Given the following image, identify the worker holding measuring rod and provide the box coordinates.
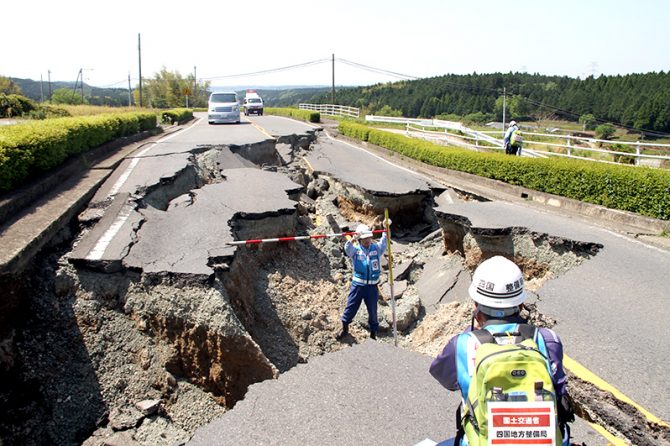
[336,216,392,341]
[226,211,397,344]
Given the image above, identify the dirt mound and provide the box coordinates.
[408,301,472,357]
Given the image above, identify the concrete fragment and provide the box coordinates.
[392,260,414,281]
[380,280,408,300]
[101,431,142,446]
[109,406,143,431]
[135,399,161,416]
[394,293,422,332]
[165,372,177,389]
[416,253,465,314]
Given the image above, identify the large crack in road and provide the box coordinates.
[0,127,666,445]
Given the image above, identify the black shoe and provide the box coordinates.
[335,323,349,341]
[370,331,377,340]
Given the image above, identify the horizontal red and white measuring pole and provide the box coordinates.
[226,229,387,246]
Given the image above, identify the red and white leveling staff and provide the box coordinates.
[226,210,399,346]
[225,229,387,246]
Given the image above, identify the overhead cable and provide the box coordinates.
[199,58,330,80]
[336,58,419,81]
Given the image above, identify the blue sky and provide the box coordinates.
[3,0,669,88]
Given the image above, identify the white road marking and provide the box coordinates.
[85,203,134,260]
[87,119,200,260]
[107,118,200,197]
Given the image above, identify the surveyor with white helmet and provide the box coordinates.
[336,222,388,340]
[503,120,522,155]
[429,256,574,445]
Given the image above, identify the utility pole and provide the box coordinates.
[72,69,82,102]
[80,69,84,102]
[81,68,93,102]
[40,74,44,103]
[331,53,335,105]
[127,72,132,106]
[193,65,197,107]
[138,33,143,107]
[48,70,52,101]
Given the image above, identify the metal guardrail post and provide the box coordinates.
[567,138,571,158]
[635,141,640,166]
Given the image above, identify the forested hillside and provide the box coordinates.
[316,72,670,134]
[10,77,131,106]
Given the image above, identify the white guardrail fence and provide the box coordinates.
[365,115,670,168]
[299,103,360,118]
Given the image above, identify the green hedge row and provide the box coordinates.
[0,112,157,192]
[161,108,194,125]
[265,107,320,123]
[339,121,670,220]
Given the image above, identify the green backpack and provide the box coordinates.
[461,325,563,446]
[510,129,524,146]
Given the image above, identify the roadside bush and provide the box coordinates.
[265,107,320,123]
[375,105,403,117]
[579,114,597,131]
[609,143,636,165]
[161,108,194,125]
[0,94,36,118]
[463,112,494,125]
[339,121,670,220]
[435,113,462,122]
[28,104,72,120]
[0,112,157,192]
[595,123,616,140]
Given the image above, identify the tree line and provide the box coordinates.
[4,70,211,109]
[314,72,670,135]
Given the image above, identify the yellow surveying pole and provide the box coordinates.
[384,208,397,347]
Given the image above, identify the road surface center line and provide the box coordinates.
[564,354,668,427]
[245,117,276,140]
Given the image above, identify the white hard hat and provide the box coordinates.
[509,120,517,127]
[468,256,526,310]
[356,224,373,239]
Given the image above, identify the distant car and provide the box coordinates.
[208,92,240,124]
[244,93,263,116]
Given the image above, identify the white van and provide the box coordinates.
[208,92,240,124]
[243,90,264,116]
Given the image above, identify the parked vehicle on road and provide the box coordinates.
[208,92,240,124]
[243,90,264,116]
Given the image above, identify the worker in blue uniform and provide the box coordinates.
[336,223,387,340]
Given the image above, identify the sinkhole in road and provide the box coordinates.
[4,131,661,445]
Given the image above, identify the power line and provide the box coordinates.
[336,58,419,81]
[95,78,134,88]
[199,58,330,81]
[77,55,669,136]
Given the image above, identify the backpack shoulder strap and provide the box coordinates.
[517,324,537,342]
[470,329,495,345]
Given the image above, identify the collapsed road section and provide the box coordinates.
[0,116,666,445]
